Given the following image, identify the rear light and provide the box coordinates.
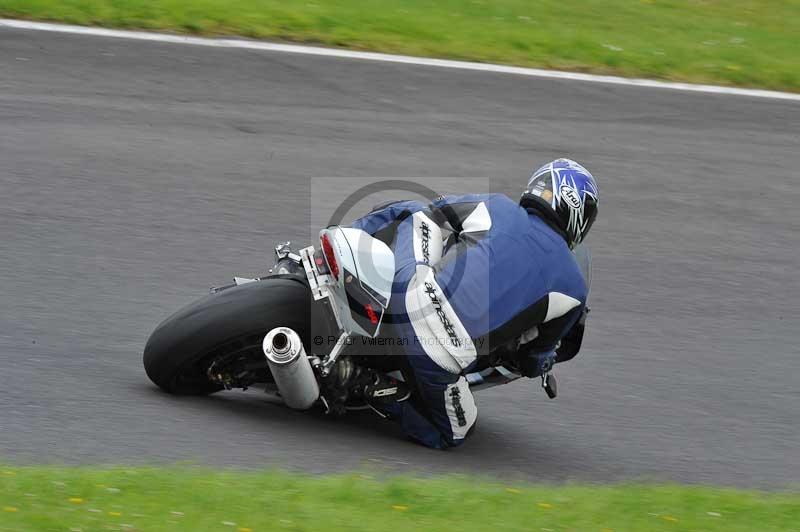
[364,303,379,325]
[320,233,339,280]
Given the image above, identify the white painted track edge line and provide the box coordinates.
[2,18,798,102]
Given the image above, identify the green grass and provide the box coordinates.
[1,467,799,531]
[1,1,799,91]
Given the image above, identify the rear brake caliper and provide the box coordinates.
[271,241,303,275]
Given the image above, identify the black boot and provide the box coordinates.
[362,371,410,407]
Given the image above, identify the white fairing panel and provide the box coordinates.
[319,227,396,338]
[327,227,395,307]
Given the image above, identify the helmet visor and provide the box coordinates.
[525,169,556,209]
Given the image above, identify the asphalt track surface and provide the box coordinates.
[1,28,798,488]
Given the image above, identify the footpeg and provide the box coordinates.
[542,373,557,399]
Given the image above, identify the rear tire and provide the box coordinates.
[143,277,312,395]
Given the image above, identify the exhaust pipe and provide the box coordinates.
[262,327,320,410]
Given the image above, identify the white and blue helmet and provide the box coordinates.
[524,158,599,248]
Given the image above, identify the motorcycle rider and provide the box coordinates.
[349,159,599,449]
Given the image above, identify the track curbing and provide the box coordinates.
[1,18,799,102]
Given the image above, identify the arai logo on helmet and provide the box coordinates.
[559,185,582,209]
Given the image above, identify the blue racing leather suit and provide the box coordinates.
[351,193,588,449]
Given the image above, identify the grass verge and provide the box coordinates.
[1,1,799,91]
[1,467,799,531]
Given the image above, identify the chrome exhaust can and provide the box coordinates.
[262,327,320,410]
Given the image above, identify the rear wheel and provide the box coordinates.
[143,277,312,395]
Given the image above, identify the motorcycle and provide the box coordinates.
[143,226,591,414]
